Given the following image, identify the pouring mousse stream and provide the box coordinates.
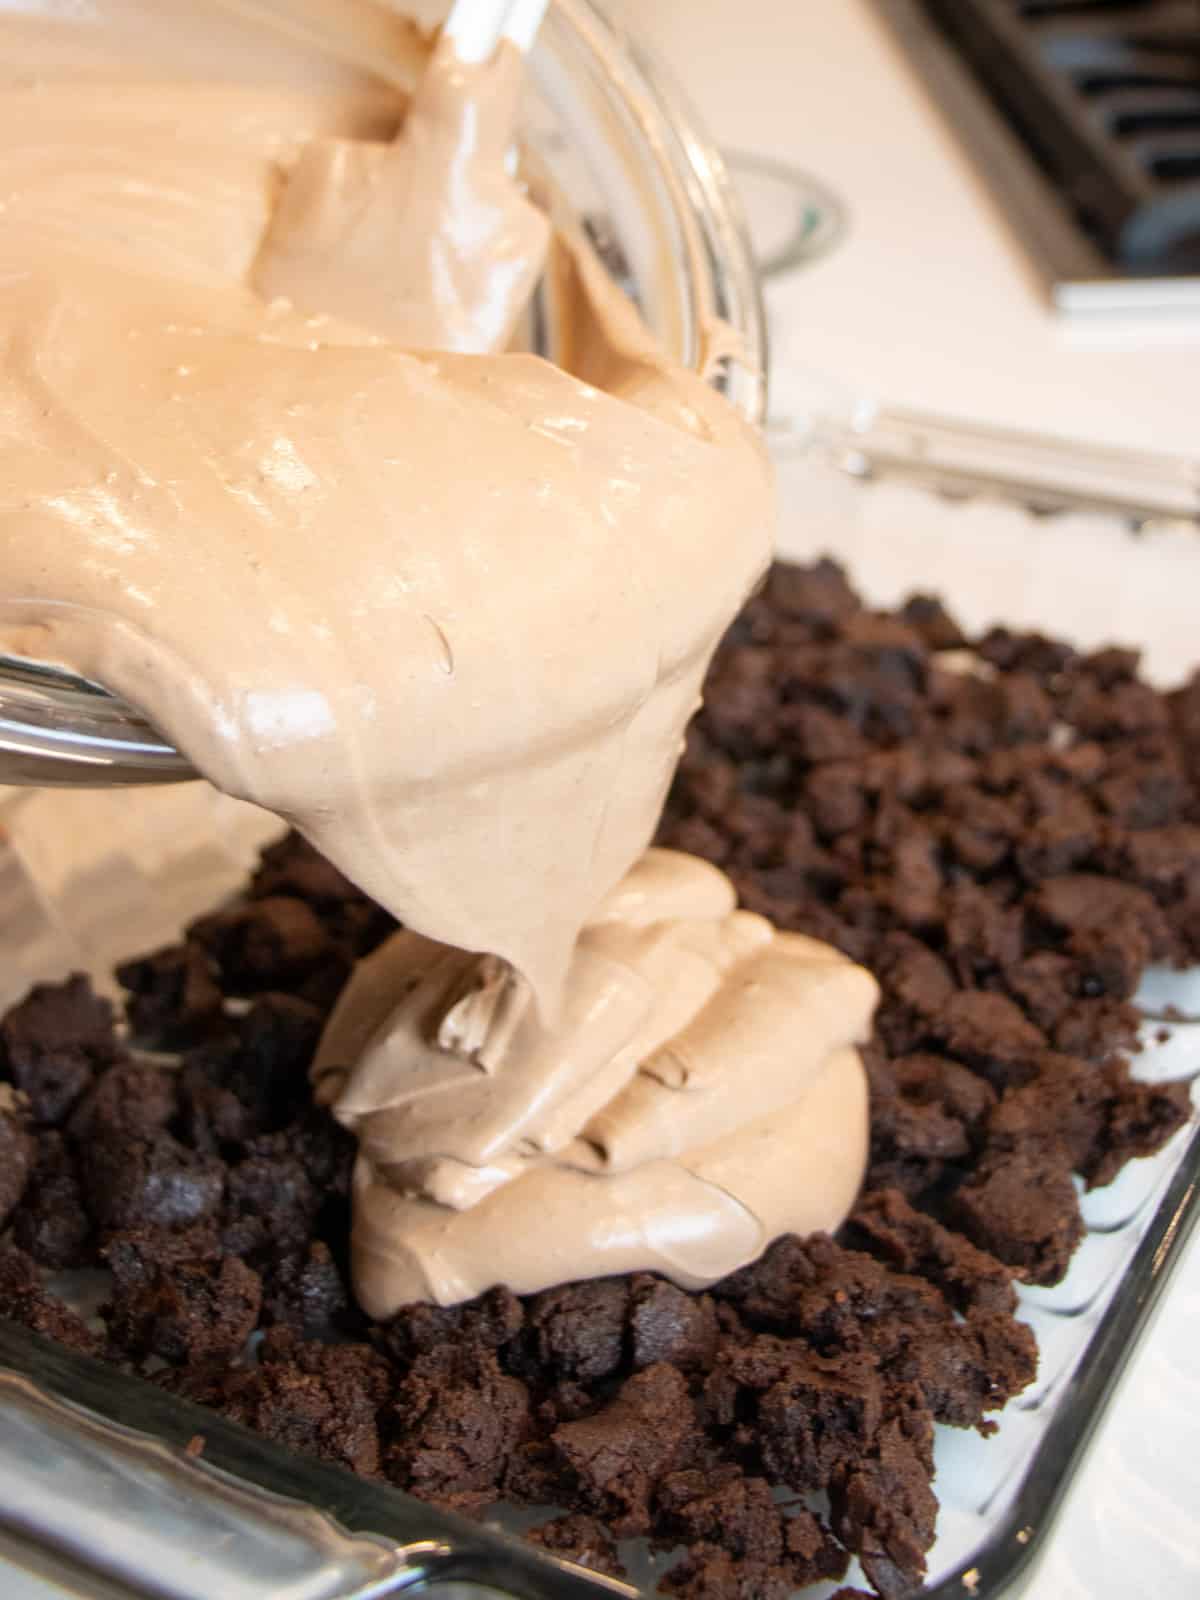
[0,0,875,1308]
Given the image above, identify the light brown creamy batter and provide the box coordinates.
[0,0,875,1307]
[316,849,876,1315]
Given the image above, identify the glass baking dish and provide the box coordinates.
[0,5,1198,1600]
[1,700,1196,1600]
[3,487,1198,1600]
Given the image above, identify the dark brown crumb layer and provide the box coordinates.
[0,562,1193,1600]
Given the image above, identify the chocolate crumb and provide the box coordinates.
[526,1513,626,1579]
[12,1131,93,1270]
[0,974,119,1126]
[107,1246,262,1368]
[68,1061,178,1145]
[0,1244,99,1356]
[553,1364,698,1537]
[172,1330,393,1480]
[630,1276,719,1372]
[830,1418,938,1597]
[82,1130,225,1234]
[190,897,345,998]
[0,1088,34,1228]
[118,942,225,1047]
[523,1278,631,1385]
[386,1344,531,1509]
[948,1154,1083,1287]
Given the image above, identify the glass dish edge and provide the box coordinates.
[0,1109,1194,1600]
[924,1110,1200,1600]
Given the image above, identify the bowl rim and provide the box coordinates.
[555,0,768,426]
[0,0,770,784]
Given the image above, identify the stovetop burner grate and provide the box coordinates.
[925,0,1200,271]
[873,0,1200,311]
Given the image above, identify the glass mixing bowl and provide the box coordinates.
[0,0,766,786]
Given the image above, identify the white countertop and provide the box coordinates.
[641,0,1200,458]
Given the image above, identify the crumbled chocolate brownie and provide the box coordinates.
[767,557,861,633]
[1005,951,1079,1032]
[379,1285,524,1369]
[1067,679,1170,742]
[229,995,324,1119]
[465,1284,527,1349]
[526,1513,626,1579]
[189,897,343,996]
[863,1050,976,1200]
[68,1060,178,1144]
[982,1052,1109,1174]
[191,1330,393,1479]
[0,974,119,1125]
[251,831,362,905]
[1119,824,1200,900]
[784,1510,853,1587]
[948,1153,1083,1286]
[0,1085,34,1227]
[523,1278,630,1385]
[0,1244,99,1356]
[943,881,1024,983]
[1015,793,1101,883]
[11,1130,93,1270]
[260,1240,350,1336]
[751,1347,886,1492]
[714,1235,945,1360]
[1051,995,1140,1063]
[1083,645,1141,687]
[932,992,1046,1090]
[386,1344,531,1508]
[900,594,966,652]
[269,1107,358,1198]
[630,1277,719,1373]
[104,1227,260,1367]
[378,1299,474,1365]
[659,1545,801,1600]
[661,1536,842,1600]
[248,832,397,958]
[781,702,870,765]
[1083,1066,1192,1189]
[878,822,943,931]
[875,934,955,1030]
[552,1364,698,1537]
[830,1418,939,1598]
[657,1466,782,1562]
[658,1501,846,1600]
[846,1189,1016,1319]
[177,1051,258,1154]
[891,1311,1038,1433]
[103,1222,218,1296]
[893,1053,996,1134]
[1032,875,1173,964]
[117,941,225,1047]
[220,1144,318,1261]
[4,562,1197,1600]
[805,764,869,837]
[81,1130,225,1233]
[179,995,324,1155]
[1097,758,1187,832]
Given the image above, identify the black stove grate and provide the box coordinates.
[920,0,1200,274]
